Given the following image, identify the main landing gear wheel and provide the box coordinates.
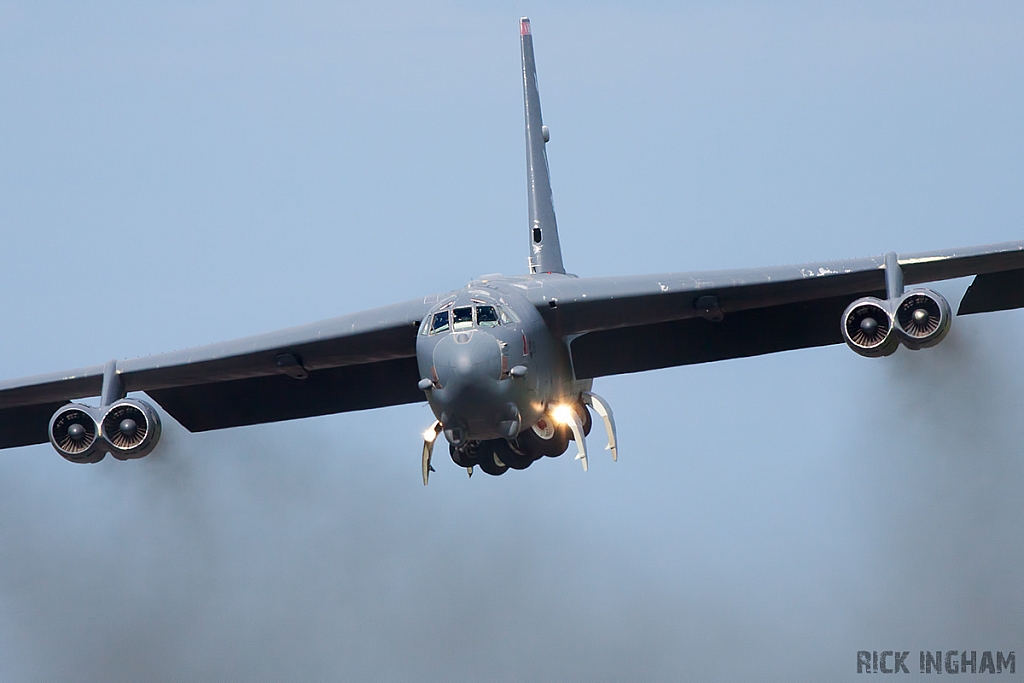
[514,415,569,457]
[475,442,510,476]
[492,438,534,470]
[449,442,478,468]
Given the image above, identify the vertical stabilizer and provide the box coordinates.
[521,17,565,275]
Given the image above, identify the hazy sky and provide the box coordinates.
[2,2,1023,681]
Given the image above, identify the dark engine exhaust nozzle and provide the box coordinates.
[894,289,951,350]
[101,399,162,460]
[841,297,898,358]
[49,404,104,464]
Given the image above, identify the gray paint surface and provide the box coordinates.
[521,18,565,275]
[1,5,1024,681]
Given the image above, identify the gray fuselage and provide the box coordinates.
[416,277,590,446]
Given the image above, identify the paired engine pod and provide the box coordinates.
[48,399,163,463]
[48,404,104,464]
[101,399,162,460]
[894,289,951,350]
[841,297,898,358]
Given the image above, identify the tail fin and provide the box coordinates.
[520,17,565,275]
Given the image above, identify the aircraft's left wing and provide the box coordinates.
[516,240,1024,379]
[0,297,437,448]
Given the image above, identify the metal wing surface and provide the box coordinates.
[0,298,434,448]
[518,241,1024,379]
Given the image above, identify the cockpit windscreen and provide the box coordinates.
[429,311,450,334]
[452,307,474,331]
[476,305,499,327]
[426,304,509,335]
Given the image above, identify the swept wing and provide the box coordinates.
[510,241,1024,378]
[0,298,434,448]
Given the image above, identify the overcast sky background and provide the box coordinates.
[2,2,1023,680]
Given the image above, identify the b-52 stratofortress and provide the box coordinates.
[2,18,1023,483]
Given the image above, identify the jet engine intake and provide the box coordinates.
[841,297,898,357]
[49,404,104,464]
[48,398,163,463]
[101,399,162,460]
[894,289,951,350]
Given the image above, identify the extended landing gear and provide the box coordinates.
[449,441,476,468]
[491,439,533,470]
[476,444,510,476]
[421,392,618,483]
[511,415,568,459]
[449,440,516,476]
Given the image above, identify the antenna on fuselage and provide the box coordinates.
[521,17,565,275]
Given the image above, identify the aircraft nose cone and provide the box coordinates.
[433,331,502,386]
[431,331,505,439]
[453,345,475,374]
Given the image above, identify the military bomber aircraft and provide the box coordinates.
[2,18,1023,483]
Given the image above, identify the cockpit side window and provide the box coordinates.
[498,305,519,324]
[452,306,474,331]
[429,311,450,334]
[476,305,499,327]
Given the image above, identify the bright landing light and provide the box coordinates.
[422,426,439,443]
[551,404,575,425]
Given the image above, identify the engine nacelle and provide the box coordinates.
[48,399,162,463]
[48,404,105,464]
[893,288,952,350]
[841,297,898,358]
[101,399,162,460]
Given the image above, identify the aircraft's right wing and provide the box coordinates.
[514,240,1024,379]
[0,297,440,449]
